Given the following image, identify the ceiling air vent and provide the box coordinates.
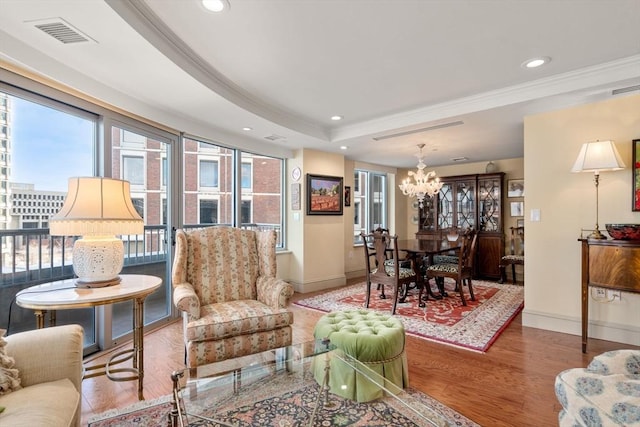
[264,134,286,141]
[372,120,464,141]
[31,18,96,44]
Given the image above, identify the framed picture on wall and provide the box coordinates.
[633,139,640,211]
[507,179,525,197]
[306,174,344,215]
[517,218,524,228]
[344,186,351,207]
[510,201,524,217]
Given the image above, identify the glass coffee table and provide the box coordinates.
[168,339,449,427]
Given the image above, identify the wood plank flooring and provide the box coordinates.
[81,280,639,426]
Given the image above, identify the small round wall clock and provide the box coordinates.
[291,167,301,182]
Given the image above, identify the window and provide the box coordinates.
[130,197,144,219]
[241,200,251,225]
[200,199,218,224]
[161,157,167,187]
[241,162,251,189]
[353,169,388,243]
[123,155,144,185]
[200,160,218,188]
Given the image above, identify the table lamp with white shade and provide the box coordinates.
[49,177,144,287]
[571,140,625,240]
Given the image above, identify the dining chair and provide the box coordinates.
[424,228,478,306]
[498,226,524,284]
[432,227,460,265]
[361,230,417,314]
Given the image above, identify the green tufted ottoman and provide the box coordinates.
[311,309,409,402]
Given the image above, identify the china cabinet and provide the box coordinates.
[416,172,505,279]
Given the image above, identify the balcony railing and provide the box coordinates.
[0,223,281,288]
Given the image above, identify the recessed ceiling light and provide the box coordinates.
[202,0,229,13]
[522,56,551,69]
[331,115,343,121]
[242,126,253,131]
[340,146,348,150]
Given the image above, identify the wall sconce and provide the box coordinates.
[49,177,144,287]
[571,140,625,239]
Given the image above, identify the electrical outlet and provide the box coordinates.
[608,290,621,300]
[594,287,607,298]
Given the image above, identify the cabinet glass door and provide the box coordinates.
[437,183,454,229]
[478,176,501,231]
[456,180,475,229]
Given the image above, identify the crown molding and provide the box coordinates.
[331,55,640,142]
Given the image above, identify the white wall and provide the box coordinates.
[522,93,640,346]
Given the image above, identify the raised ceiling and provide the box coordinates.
[0,0,639,168]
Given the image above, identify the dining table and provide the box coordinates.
[395,238,461,307]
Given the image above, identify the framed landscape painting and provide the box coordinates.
[306,174,343,215]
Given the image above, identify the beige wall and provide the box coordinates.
[286,148,347,293]
[522,93,640,346]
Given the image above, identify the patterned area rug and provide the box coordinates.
[294,278,524,352]
[89,370,479,427]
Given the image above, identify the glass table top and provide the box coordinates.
[169,339,449,427]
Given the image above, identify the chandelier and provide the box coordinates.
[398,144,443,208]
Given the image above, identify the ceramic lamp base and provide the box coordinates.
[72,236,124,284]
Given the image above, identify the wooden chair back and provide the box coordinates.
[361,230,416,314]
[509,226,525,256]
[425,227,477,306]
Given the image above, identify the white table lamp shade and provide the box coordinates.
[49,177,144,286]
[571,140,625,173]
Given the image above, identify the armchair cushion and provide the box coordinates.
[555,350,640,427]
[186,300,293,342]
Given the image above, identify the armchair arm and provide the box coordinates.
[256,276,294,309]
[587,349,640,375]
[173,283,201,320]
[5,324,83,393]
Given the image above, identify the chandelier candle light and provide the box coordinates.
[399,144,443,208]
[49,177,144,287]
[571,140,625,240]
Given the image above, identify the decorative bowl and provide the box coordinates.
[605,224,640,240]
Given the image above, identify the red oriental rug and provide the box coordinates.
[294,278,524,352]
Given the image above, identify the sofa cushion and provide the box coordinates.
[0,378,79,427]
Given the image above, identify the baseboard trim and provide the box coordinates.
[522,309,640,347]
[289,275,346,294]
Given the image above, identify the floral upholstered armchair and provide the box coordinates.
[172,227,294,376]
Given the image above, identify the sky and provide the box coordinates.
[11,96,94,192]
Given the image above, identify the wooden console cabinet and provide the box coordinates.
[416,172,504,279]
[580,238,640,353]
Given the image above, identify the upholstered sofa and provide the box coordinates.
[555,349,640,426]
[0,324,84,427]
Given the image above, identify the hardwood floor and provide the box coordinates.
[80,279,639,426]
